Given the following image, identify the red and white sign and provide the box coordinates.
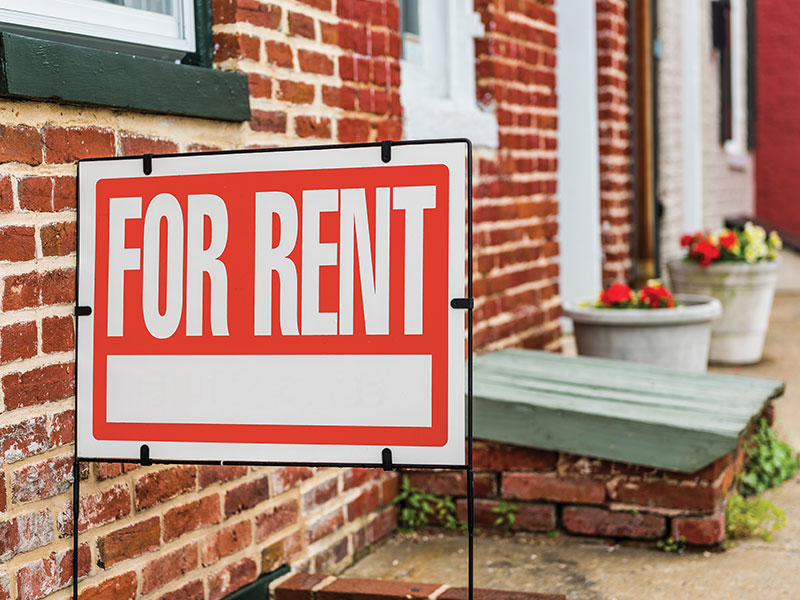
[77,142,467,465]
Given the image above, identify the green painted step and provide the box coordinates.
[472,349,785,473]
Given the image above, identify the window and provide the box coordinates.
[712,0,749,162]
[0,0,250,121]
[399,0,498,147]
[0,0,195,58]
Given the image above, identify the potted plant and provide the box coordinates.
[666,222,783,365]
[563,281,721,372]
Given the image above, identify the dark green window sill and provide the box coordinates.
[0,32,251,122]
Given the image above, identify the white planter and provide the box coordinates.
[666,259,779,365]
[563,294,722,372]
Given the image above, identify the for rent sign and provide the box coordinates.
[77,142,468,465]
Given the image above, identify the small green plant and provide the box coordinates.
[656,536,687,553]
[491,500,518,536]
[740,419,800,496]
[392,476,467,532]
[546,529,560,539]
[725,492,786,541]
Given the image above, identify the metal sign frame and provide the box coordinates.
[72,138,475,598]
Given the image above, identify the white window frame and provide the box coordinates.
[400,0,498,148]
[0,0,195,58]
[724,0,749,169]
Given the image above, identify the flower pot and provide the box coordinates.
[666,260,779,365]
[563,294,722,372]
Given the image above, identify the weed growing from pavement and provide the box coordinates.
[740,419,800,496]
[656,536,688,553]
[725,492,786,542]
[393,475,467,532]
[491,500,519,536]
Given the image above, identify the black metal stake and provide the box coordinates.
[467,141,474,600]
[72,457,80,600]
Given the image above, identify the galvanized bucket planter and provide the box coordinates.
[667,260,779,365]
[563,294,722,372]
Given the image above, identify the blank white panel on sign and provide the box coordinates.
[107,354,432,427]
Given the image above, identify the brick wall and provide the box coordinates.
[0,2,404,599]
[595,0,633,286]
[406,431,756,547]
[472,0,561,353]
[755,0,800,238]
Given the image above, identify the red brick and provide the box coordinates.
[0,124,42,165]
[473,442,557,471]
[2,362,75,410]
[295,116,331,138]
[456,498,555,532]
[198,465,248,489]
[50,409,75,448]
[298,49,334,74]
[40,221,77,257]
[502,473,607,504]
[338,118,371,143]
[671,512,726,545]
[16,544,90,600]
[289,11,315,38]
[41,315,74,354]
[18,176,76,212]
[251,110,288,133]
[347,485,380,521]
[277,79,315,104]
[439,588,564,600]
[297,0,331,10]
[0,510,53,561]
[0,571,9,600]
[0,176,12,212]
[274,573,328,600]
[214,32,260,61]
[273,466,313,494]
[164,494,221,542]
[343,467,380,491]
[302,477,338,512]
[120,134,178,156]
[60,482,131,534]
[255,498,298,541]
[0,321,37,363]
[225,475,270,516]
[94,462,139,481]
[266,41,294,67]
[321,21,338,44]
[562,506,666,540]
[227,0,281,28]
[136,465,197,510]
[208,557,257,600]
[610,480,720,513]
[368,505,398,543]
[408,471,496,498]
[78,571,137,600]
[97,516,161,567]
[41,268,76,305]
[261,531,302,572]
[317,578,441,600]
[3,272,40,310]
[142,544,199,595]
[381,474,399,504]
[201,519,252,566]
[1,416,49,463]
[157,580,204,600]
[12,456,73,503]
[313,537,348,573]
[0,226,35,261]
[247,73,273,98]
[306,508,344,544]
[0,472,5,513]
[43,126,114,163]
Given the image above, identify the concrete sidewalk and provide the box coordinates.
[342,259,800,600]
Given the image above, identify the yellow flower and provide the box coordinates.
[769,230,783,251]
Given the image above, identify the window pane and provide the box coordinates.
[92,0,173,16]
[401,0,419,35]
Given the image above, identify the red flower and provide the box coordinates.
[690,240,721,267]
[719,231,738,251]
[639,283,675,308]
[680,233,695,248]
[599,283,634,307]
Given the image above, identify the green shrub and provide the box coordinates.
[725,493,786,541]
[740,419,800,496]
